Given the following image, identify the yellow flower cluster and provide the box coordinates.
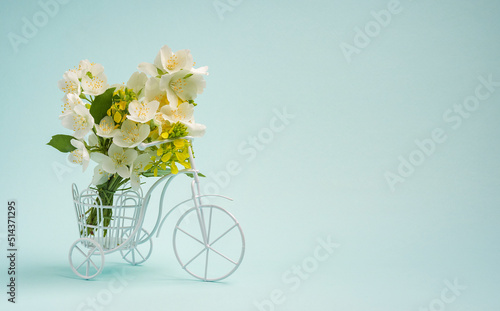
[107,88,138,125]
[145,139,191,176]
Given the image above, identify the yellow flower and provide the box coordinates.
[170,162,179,174]
[118,101,127,110]
[114,111,122,123]
[174,139,185,148]
[161,152,172,162]
[176,150,188,162]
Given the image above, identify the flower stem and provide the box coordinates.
[85,174,126,237]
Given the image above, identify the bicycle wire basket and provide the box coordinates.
[72,184,144,251]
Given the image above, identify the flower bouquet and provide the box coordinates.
[48,45,208,236]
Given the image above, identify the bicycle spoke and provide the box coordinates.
[75,246,86,257]
[208,246,237,265]
[182,248,206,269]
[88,247,97,257]
[136,248,145,261]
[76,260,85,271]
[76,257,89,270]
[204,247,210,280]
[176,226,204,245]
[207,207,214,243]
[211,223,238,246]
[123,248,132,258]
[89,257,99,271]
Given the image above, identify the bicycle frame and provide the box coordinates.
[127,137,233,248]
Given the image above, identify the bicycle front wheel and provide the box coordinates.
[173,205,245,281]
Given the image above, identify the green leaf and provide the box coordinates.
[157,68,165,76]
[90,87,115,124]
[47,134,77,153]
[183,73,193,79]
[186,172,206,178]
[142,168,172,178]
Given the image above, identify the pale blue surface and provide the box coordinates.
[1,0,500,310]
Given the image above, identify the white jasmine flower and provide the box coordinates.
[68,139,90,172]
[160,102,206,137]
[92,164,111,185]
[113,119,150,148]
[58,70,81,95]
[127,99,160,123]
[61,93,85,115]
[95,116,119,138]
[93,144,137,178]
[59,104,94,139]
[80,60,108,96]
[138,45,194,76]
[160,70,206,104]
[130,153,153,190]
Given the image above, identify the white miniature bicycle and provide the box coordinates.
[68,137,245,281]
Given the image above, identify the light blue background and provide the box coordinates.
[1,0,500,310]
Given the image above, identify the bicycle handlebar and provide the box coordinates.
[137,136,195,150]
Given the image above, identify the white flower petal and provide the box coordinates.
[102,157,117,174]
[88,132,98,147]
[127,72,148,94]
[138,62,159,77]
[108,144,122,158]
[123,149,138,165]
[91,152,108,163]
[58,70,80,95]
[137,123,150,142]
[92,164,110,185]
[175,49,194,71]
[177,102,194,120]
[130,173,141,190]
[191,66,209,75]
[186,122,206,137]
[116,165,130,178]
[158,45,173,71]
